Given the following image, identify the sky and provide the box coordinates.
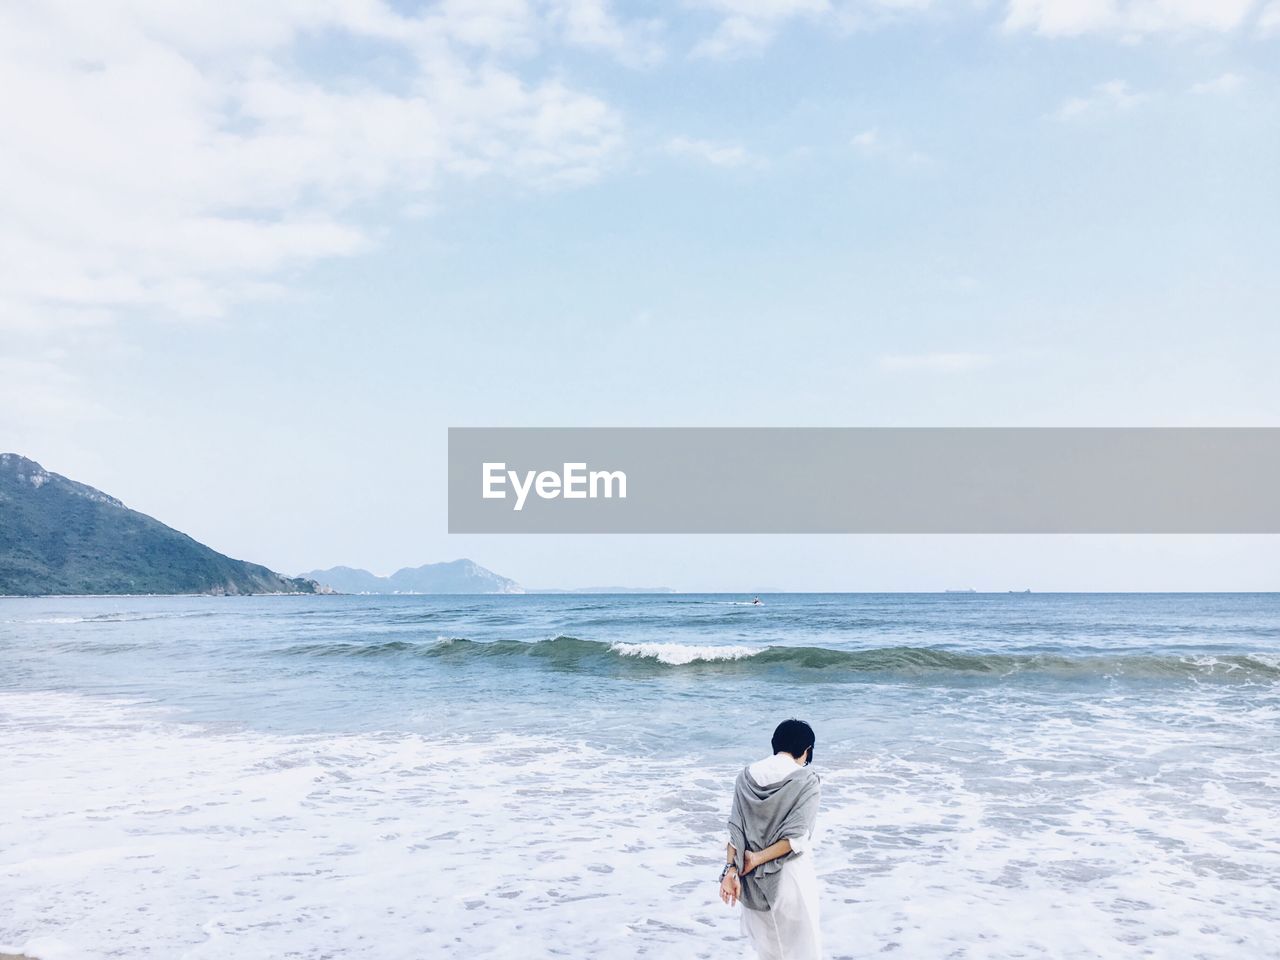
[3,0,1279,591]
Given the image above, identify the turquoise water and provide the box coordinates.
[2,593,1278,959]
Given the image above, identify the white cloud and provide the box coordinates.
[691,14,783,58]
[851,127,934,167]
[878,352,994,372]
[1262,1,1280,33]
[549,0,666,65]
[852,128,882,151]
[688,0,1269,54]
[1191,72,1245,94]
[664,136,759,168]
[0,1,625,334]
[1056,80,1148,119]
[1005,0,1257,36]
[690,0,831,59]
[688,0,949,58]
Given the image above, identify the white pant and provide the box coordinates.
[741,855,822,960]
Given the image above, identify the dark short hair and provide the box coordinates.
[771,718,815,764]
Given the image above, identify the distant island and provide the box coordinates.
[300,561,524,595]
[0,453,320,596]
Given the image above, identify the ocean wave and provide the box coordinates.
[609,642,762,665]
[3,611,215,625]
[275,635,1280,682]
[4,616,90,624]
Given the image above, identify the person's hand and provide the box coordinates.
[719,868,741,906]
[741,850,760,876]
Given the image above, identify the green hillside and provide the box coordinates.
[0,453,318,596]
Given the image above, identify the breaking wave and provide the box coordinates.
[276,635,1280,682]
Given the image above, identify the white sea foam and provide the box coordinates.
[2,612,206,625]
[3,689,1278,960]
[0,692,742,959]
[608,641,763,664]
[4,617,90,624]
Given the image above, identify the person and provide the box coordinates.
[719,719,822,960]
[752,596,762,605]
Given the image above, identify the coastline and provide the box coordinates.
[0,591,337,599]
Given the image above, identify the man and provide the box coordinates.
[720,719,822,960]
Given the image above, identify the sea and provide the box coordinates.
[1,593,1277,959]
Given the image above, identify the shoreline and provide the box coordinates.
[0,591,335,599]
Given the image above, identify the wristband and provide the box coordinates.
[719,862,738,881]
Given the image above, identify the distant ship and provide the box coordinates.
[944,588,976,593]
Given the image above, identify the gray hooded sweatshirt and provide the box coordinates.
[727,762,821,912]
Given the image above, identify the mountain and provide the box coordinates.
[0,454,320,596]
[295,565,388,594]
[302,560,523,594]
